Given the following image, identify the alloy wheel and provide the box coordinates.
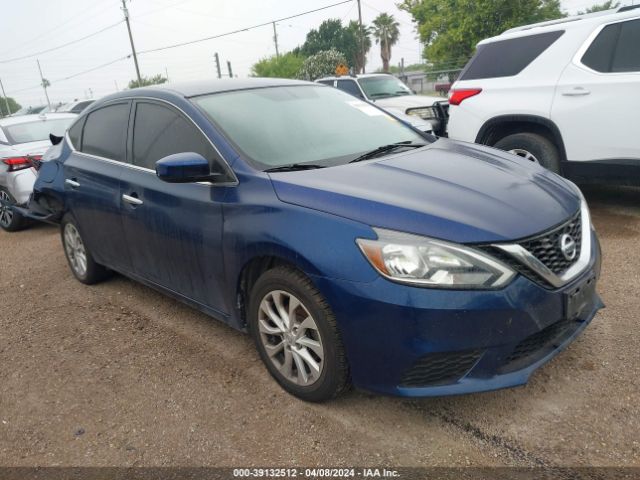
[63,223,88,277]
[0,191,14,228]
[258,290,324,386]
[509,148,540,163]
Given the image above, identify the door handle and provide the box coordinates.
[562,87,590,96]
[65,179,80,188]
[122,194,143,206]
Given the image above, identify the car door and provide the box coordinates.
[63,101,132,272]
[552,18,640,162]
[119,99,232,315]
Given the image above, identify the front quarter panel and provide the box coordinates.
[221,170,379,328]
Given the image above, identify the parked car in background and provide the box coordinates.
[317,74,449,136]
[10,105,46,116]
[0,113,76,231]
[23,78,602,402]
[57,99,95,114]
[448,5,640,185]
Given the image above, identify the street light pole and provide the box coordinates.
[121,0,142,85]
[357,0,365,74]
[36,59,51,109]
[272,22,280,58]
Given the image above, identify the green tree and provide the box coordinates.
[297,49,347,81]
[251,52,306,78]
[578,0,619,14]
[346,20,372,73]
[128,74,168,89]
[371,13,400,72]
[399,0,565,70]
[0,96,21,116]
[300,19,370,71]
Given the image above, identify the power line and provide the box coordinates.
[8,55,131,94]
[0,21,124,64]
[136,0,353,55]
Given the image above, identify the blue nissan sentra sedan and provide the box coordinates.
[25,78,603,401]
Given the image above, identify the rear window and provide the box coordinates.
[2,118,73,145]
[459,30,565,80]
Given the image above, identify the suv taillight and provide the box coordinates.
[448,88,482,106]
[2,155,42,172]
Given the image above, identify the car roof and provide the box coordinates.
[483,6,640,44]
[316,73,393,82]
[112,77,318,100]
[0,112,77,126]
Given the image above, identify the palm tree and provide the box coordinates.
[372,13,400,73]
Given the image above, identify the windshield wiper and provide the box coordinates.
[349,141,427,164]
[264,163,326,173]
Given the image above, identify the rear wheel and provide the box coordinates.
[494,132,561,174]
[248,266,350,402]
[0,189,28,232]
[60,215,110,284]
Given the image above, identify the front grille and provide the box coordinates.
[399,350,483,387]
[501,318,579,372]
[477,209,582,289]
[519,210,581,275]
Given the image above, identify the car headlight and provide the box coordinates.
[405,106,436,120]
[357,228,515,289]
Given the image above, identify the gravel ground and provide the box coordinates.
[0,185,638,467]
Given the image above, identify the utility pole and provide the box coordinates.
[121,0,142,85]
[272,22,280,58]
[114,80,119,92]
[36,59,51,109]
[0,78,11,117]
[214,53,221,79]
[357,0,365,74]
[165,66,170,82]
[227,61,233,78]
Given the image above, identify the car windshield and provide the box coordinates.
[358,76,413,99]
[3,118,73,144]
[194,85,426,169]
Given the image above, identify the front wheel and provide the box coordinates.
[248,266,350,402]
[60,215,110,284]
[494,132,561,174]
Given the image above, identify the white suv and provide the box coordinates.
[447,5,640,184]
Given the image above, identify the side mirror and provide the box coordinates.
[156,152,215,183]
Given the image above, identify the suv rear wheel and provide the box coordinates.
[494,132,560,173]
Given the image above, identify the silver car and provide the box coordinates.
[0,113,75,231]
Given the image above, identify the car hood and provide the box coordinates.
[374,94,443,111]
[269,140,581,243]
[0,140,52,158]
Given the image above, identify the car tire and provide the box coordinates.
[494,132,561,173]
[0,189,29,232]
[60,214,110,285]
[248,266,351,402]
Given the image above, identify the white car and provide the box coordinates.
[447,5,640,184]
[316,73,448,136]
[0,113,76,231]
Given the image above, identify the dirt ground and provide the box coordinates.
[0,185,638,468]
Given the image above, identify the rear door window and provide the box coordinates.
[612,19,640,72]
[582,19,640,73]
[80,102,130,161]
[132,101,220,172]
[459,30,565,80]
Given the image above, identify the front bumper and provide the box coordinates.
[312,231,603,397]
